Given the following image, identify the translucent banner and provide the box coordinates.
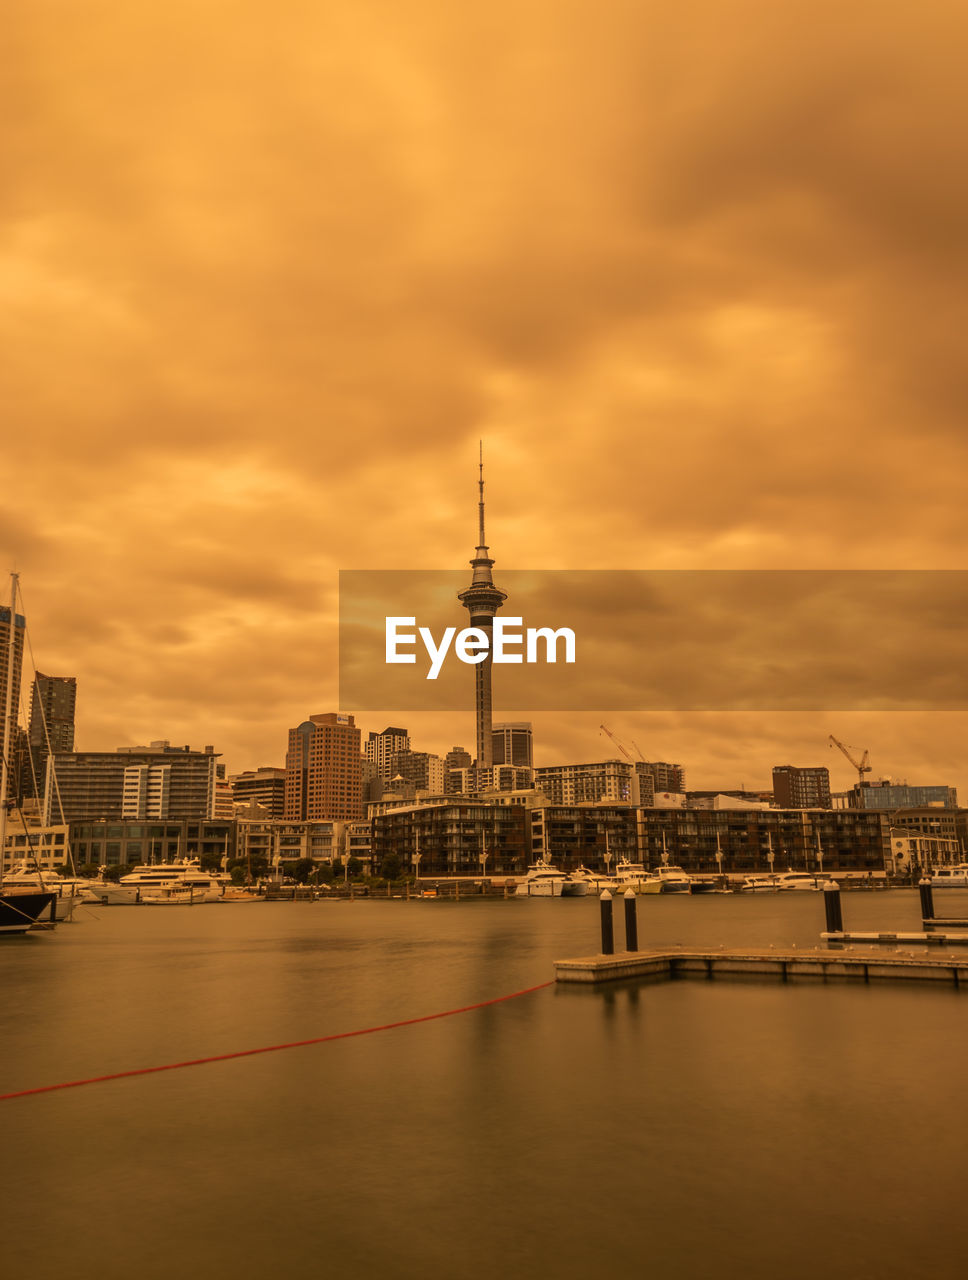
[338,569,968,711]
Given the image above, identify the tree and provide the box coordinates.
[289,858,315,884]
[379,852,402,882]
[347,857,363,879]
[199,850,225,873]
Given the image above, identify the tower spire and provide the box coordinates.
[457,445,507,776]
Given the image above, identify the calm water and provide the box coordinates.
[4,890,968,1280]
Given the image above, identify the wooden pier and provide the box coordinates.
[554,946,968,988]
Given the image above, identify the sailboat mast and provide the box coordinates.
[0,573,20,889]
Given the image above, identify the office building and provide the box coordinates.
[285,713,363,820]
[772,765,832,809]
[492,723,533,770]
[847,782,958,810]
[230,767,287,818]
[69,817,235,868]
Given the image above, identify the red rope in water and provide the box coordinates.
[0,980,555,1101]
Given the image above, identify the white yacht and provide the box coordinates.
[113,859,227,903]
[641,865,693,894]
[740,871,822,892]
[515,860,585,897]
[610,858,651,893]
[568,866,620,895]
[2,865,91,920]
[929,864,968,888]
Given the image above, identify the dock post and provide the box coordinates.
[823,881,843,934]
[624,889,638,952]
[600,890,614,955]
[919,877,935,923]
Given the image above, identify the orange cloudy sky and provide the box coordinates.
[4,1,968,796]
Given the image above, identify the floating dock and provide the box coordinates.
[554,947,968,987]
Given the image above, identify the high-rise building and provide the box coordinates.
[364,726,411,782]
[457,449,506,770]
[230,767,287,818]
[492,722,533,770]
[0,594,26,802]
[23,673,77,800]
[45,743,221,823]
[638,761,686,793]
[772,765,831,809]
[285,713,363,820]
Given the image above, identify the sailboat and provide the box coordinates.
[0,573,56,935]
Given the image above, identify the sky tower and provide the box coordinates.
[457,446,507,772]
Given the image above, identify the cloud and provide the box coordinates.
[2,1,967,792]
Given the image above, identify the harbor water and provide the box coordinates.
[4,890,968,1279]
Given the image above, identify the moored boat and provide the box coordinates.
[641,865,693,894]
[610,858,650,893]
[515,860,576,897]
[0,889,58,935]
[740,871,823,892]
[568,866,619,894]
[930,864,968,888]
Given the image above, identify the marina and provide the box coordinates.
[5,892,968,1279]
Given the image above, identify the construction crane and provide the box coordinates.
[828,734,872,785]
[599,724,637,765]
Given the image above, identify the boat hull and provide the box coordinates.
[0,890,58,935]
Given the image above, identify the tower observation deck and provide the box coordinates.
[457,447,507,771]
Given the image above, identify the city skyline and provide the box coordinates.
[5,4,968,797]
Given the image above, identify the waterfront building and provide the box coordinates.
[492,722,533,770]
[772,765,832,809]
[21,673,76,801]
[457,451,506,770]
[533,759,634,805]
[230,767,286,818]
[69,817,236,867]
[2,811,70,874]
[345,821,373,874]
[236,818,346,871]
[887,826,961,876]
[364,726,411,782]
[846,781,958,809]
[45,743,222,824]
[889,805,962,848]
[635,807,891,875]
[284,713,363,820]
[530,805,638,869]
[371,799,530,878]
